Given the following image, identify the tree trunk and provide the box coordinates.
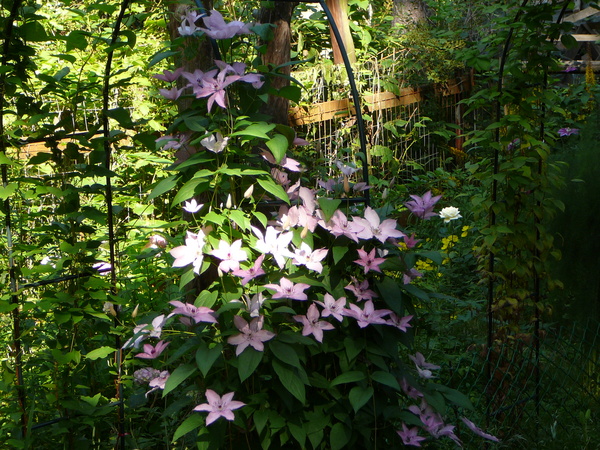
[392,0,429,29]
[325,0,356,65]
[258,2,297,125]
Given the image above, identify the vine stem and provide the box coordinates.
[0,0,27,439]
[102,1,132,448]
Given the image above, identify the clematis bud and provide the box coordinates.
[300,225,309,239]
[103,302,117,317]
[382,188,388,200]
[243,184,254,199]
[343,176,350,194]
[226,194,233,209]
[132,304,139,319]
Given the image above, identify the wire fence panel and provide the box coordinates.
[289,61,473,182]
[445,320,600,448]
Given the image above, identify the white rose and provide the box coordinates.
[439,206,462,223]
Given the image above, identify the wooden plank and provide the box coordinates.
[569,34,600,42]
[563,6,600,23]
[289,99,355,125]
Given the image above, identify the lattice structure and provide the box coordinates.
[445,320,600,448]
[289,60,472,183]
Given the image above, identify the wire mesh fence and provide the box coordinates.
[289,60,472,182]
[445,319,600,448]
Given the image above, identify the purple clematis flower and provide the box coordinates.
[354,247,387,274]
[193,389,246,425]
[558,127,579,137]
[405,191,442,220]
[397,423,427,447]
[461,417,500,442]
[232,254,266,286]
[135,340,169,359]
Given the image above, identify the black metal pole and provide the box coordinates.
[318,0,370,206]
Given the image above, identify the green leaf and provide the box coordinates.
[85,346,115,360]
[0,183,18,200]
[317,198,341,222]
[195,342,222,377]
[238,347,263,382]
[228,209,250,231]
[163,364,196,397]
[231,122,276,140]
[278,85,302,103]
[148,50,180,68]
[65,30,88,51]
[172,414,204,442]
[172,178,208,206]
[561,34,578,49]
[375,277,405,314]
[332,245,349,264]
[257,177,289,204]
[266,134,289,164]
[148,175,177,200]
[80,393,101,408]
[431,385,474,410]
[344,336,364,362]
[254,410,269,435]
[272,359,305,404]
[371,371,401,391]
[349,386,373,413]
[20,21,50,41]
[330,371,365,386]
[330,423,351,450]
[270,341,300,369]
[105,107,134,128]
[288,422,306,447]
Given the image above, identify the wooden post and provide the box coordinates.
[325,0,356,65]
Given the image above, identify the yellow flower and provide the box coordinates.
[461,226,470,238]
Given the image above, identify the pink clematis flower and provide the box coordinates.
[405,191,442,220]
[159,86,184,100]
[386,313,413,332]
[227,315,275,356]
[315,294,346,322]
[210,239,247,273]
[354,207,406,243]
[264,277,310,301]
[123,315,167,349]
[344,277,378,302]
[198,10,252,40]
[145,370,170,397]
[154,68,184,82]
[403,268,423,285]
[178,10,201,36]
[403,233,421,249]
[169,301,217,325]
[193,389,246,425]
[322,209,364,243]
[461,417,500,442]
[170,230,206,274]
[135,340,169,359]
[354,247,387,274]
[201,131,229,153]
[558,127,579,137]
[409,352,441,370]
[343,300,392,328]
[193,67,240,111]
[293,303,335,342]
[397,423,427,447]
[335,160,359,177]
[291,242,328,273]
[252,226,294,269]
[401,378,423,400]
[232,254,266,285]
